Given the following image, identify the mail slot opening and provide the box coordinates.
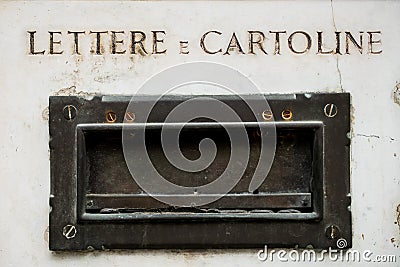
[77,122,323,220]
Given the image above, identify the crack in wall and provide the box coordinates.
[356,134,396,141]
[330,0,344,92]
[335,58,344,92]
[356,134,380,139]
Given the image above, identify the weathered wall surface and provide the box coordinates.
[0,1,399,266]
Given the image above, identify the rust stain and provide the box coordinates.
[349,104,355,138]
[394,82,400,106]
[394,204,400,247]
[397,204,400,227]
[100,44,105,55]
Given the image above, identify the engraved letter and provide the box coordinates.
[67,31,85,55]
[89,31,108,55]
[152,31,167,54]
[179,41,189,54]
[28,31,45,55]
[269,31,286,55]
[248,31,267,55]
[335,31,341,54]
[317,31,334,54]
[224,32,245,55]
[200,30,222,54]
[288,31,312,54]
[111,31,126,54]
[130,31,147,55]
[345,32,363,54]
[367,31,382,54]
[49,31,63,55]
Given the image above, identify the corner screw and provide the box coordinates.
[106,111,117,123]
[62,224,77,239]
[324,104,338,118]
[124,111,135,123]
[63,105,76,120]
[325,225,340,239]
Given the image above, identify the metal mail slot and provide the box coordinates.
[49,93,351,250]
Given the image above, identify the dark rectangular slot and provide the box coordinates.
[77,122,322,219]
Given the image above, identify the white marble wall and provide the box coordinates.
[0,1,399,266]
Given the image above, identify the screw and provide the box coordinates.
[62,224,77,239]
[325,225,340,240]
[281,109,293,120]
[262,110,273,121]
[63,105,76,120]
[106,111,117,123]
[124,111,135,123]
[324,104,338,118]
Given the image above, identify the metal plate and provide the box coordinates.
[49,93,351,250]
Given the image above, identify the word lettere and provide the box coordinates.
[28,30,382,56]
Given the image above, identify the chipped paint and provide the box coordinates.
[392,205,400,248]
[41,106,49,121]
[53,85,97,99]
[44,226,49,245]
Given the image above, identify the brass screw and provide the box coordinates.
[106,111,117,123]
[124,111,135,123]
[325,225,340,240]
[281,109,293,120]
[262,110,273,121]
[324,103,338,118]
[63,105,76,120]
